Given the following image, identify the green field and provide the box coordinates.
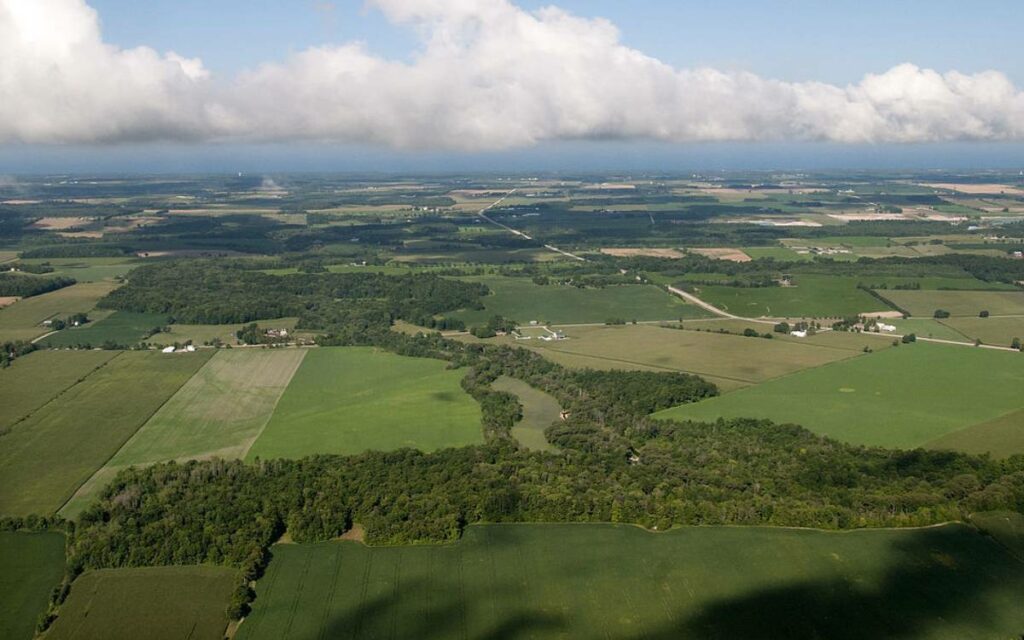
[62,349,308,517]
[0,532,65,640]
[0,350,117,430]
[147,317,300,347]
[450,277,709,325]
[246,347,483,459]
[655,343,1024,451]
[236,523,1024,640]
[21,257,141,282]
[692,275,887,318]
[925,409,1024,458]
[0,351,212,516]
[882,290,1024,317]
[938,315,1024,347]
[972,511,1024,562]
[0,282,118,342]
[46,566,237,640]
[502,324,875,391]
[889,318,972,342]
[491,376,560,452]
[40,311,169,347]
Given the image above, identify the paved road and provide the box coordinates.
[476,190,587,262]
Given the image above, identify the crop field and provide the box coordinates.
[0,351,212,516]
[925,408,1024,458]
[655,343,1024,451]
[937,316,1024,347]
[972,511,1024,562]
[0,281,119,342]
[691,275,887,318]
[246,347,483,459]
[450,276,710,325]
[880,290,1024,318]
[888,318,972,342]
[40,311,169,347]
[147,317,300,347]
[0,349,117,430]
[45,566,237,640]
[21,257,141,282]
[506,324,873,391]
[0,532,65,640]
[236,523,1024,640]
[490,376,560,451]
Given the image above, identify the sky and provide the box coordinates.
[2,0,1024,172]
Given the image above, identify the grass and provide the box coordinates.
[880,290,1024,317]
[0,282,119,342]
[925,408,1024,458]
[692,275,886,318]
[450,276,710,325]
[62,349,308,518]
[246,347,483,460]
[655,342,1024,451]
[501,324,875,392]
[0,350,117,430]
[491,376,560,452]
[45,566,237,640]
[147,317,300,347]
[21,257,141,282]
[0,350,212,517]
[236,523,1024,640]
[937,316,1024,347]
[0,532,65,640]
[889,318,972,342]
[39,311,168,348]
[971,511,1024,562]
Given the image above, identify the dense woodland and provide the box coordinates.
[0,273,75,297]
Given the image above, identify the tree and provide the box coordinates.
[979,310,990,318]
[1012,337,1022,351]
[901,333,917,344]
[774,322,790,334]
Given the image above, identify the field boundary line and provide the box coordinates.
[56,351,211,516]
[236,348,309,461]
[529,344,757,385]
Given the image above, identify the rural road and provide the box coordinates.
[666,286,778,325]
[477,190,587,262]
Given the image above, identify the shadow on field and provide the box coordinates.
[638,527,1024,640]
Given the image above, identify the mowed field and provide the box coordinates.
[236,523,1024,640]
[655,343,1024,452]
[450,277,710,325]
[881,290,1024,318]
[690,275,887,318]
[45,566,237,640]
[62,349,307,517]
[146,317,300,347]
[937,316,1024,347]
[0,351,212,516]
[503,324,877,391]
[246,347,483,459]
[0,532,65,640]
[0,349,117,430]
[0,281,118,342]
[491,376,560,452]
[40,311,169,348]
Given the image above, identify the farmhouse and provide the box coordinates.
[161,346,176,354]
[790,330,808,338]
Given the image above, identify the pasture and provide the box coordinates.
[491,376,560,452]
[246,347,483,459]
[654,343,1024,451]
[40,311,168,348]
[508,324,873,391]
[0,281,118,342]
[880,290,1024,318]
[925,409,1024,458]
[46,566,237,640]
[690,275,886,318]
[0,349,117,430]
[236,523,1024,640]
[450,276,709,325]
[146,317,300,347]
[20,257,141,282]
[937,315,1024,348]
[0,532,65,640]
[63,349,308,516]
[0,351,211,516]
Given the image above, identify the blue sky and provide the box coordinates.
[3,0,1024,172]
[87,0,1024,84]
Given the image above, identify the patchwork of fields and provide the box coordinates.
[236,523,1024,640]
[247,347,484,459]
[40,310,169,348]
[450,276,710,325]
[0,281,118,342]
[0,532,65,640]
[655,343,1024,453]
[0,349,117,430]
[882,289,1024,318]
[44,566,237,640]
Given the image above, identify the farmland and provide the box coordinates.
[246,347,483,459]
[450,276,710,325]
[688,275,892,318]
[491,376,560,451]
[0,532,65,640]
[936,315,1024,347]
[880,289,1024,318]
[925,408,1024,458]
[503,324,876,391]
[0,281,119,342]
[0,351,211,516]
[146,317,300,347]
[45,566,237,640]
[655,343,1024,451]
[0,349,117,430]
[40,310,168,347]
[236,523,1024,640]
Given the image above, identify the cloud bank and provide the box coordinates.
[2,0,1024,149]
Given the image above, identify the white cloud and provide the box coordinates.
[2,0,1024,148]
